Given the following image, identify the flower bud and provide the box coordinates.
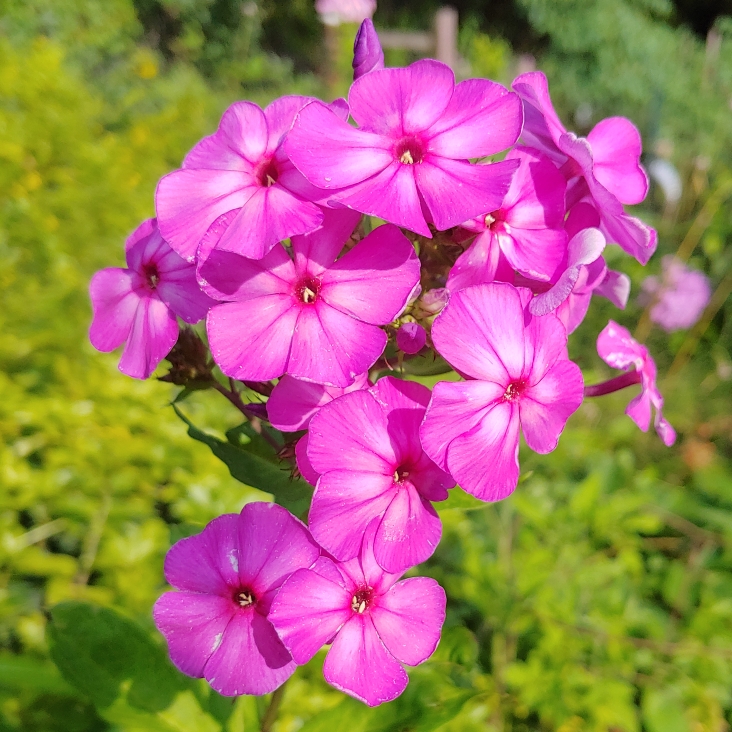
[353,19,384,80]
[417,288,449,317]
[396,322,427,354]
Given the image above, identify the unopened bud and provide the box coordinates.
[418,288,449,316]
[396,322,427,354]
[353,19,384,80]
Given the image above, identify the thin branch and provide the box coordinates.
[211,380,281,453]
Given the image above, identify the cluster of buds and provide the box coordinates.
[89,20,677,706]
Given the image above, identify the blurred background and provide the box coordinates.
[1,1,732,730]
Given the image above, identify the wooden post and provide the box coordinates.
[434,6,459,71]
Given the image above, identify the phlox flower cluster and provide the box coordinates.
[89,19,681,706]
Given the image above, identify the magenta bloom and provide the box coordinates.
[421,283,584,501]
[202,210,420,387]
[316,0,376,24]
[286,60,522,237]
[89,218,214,379]
[269,521,446,707]
[156,96,324,262]
[352,19,384,80]
[307,376,454,573]
[513,71,656,265]
[641,256,711,332]
[447,146,567,291]
[596,321,676,446]
[153,502,320,696]
[396,322,427,354]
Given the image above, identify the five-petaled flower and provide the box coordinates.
[89,218,214,379]
[269,520,446,707]
[153,502,320,697]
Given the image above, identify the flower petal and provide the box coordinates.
[286,101,393,189]
[374,484,442,573]
[587,117,648,205]
[206,297,298,381]
[420,380,505,472]
[164,514,241,594]
[432,283,526,382]
[288,303,387,387]
[237,502,320,603]
[446,401,520,502]
[295,434,320,486]
[291,207,362,276]
[309,470,396,561]
[447,230,514,292]
[118,296,178,379]
[153,592,235,678]
[520,360,584,453]
[416,157,519,231]
[215,185,324,260]
[427,79,522,158]
[269,567,351,665]
[204,611,295,696]
[329,161,430,237]
[264,95,314,153]
[307,390,396,474]
[348,59,454,135]
[89,268,139,352]
[198,245,295,302]
[320,223,419,324]
[323,615,408,707]
[155,169,254,261]
[371,577,445,666]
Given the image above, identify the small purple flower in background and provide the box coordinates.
[156,96,324,262]
[269,520,446,707]
[89,218,214,379]
[640,256,711,332]
[286,60,522,237]
[421,283,584,501]
[267,372,371,485]
[352,18,384,80]
[153,502,320,696]
[595,321,676,445]
[308,376,455,573]
[396,322,427,354]
[513,71,656,265]
[202,209,420,387]
[447,146,568,291]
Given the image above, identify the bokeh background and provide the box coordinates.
[2,1,732,730]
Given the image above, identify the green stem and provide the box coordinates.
[260,681,287,732]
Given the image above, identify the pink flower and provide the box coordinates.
[316,0,376,24]
[89,218,214,379]
[421,283,584,501]
[269,520,446,707]
[267,372,371,486]
[152,502,320,696]
[155,96,325,263]
[447,146,567,292]
[352,19,384,80]
[641,256,711,332]
[513,71,656,264]
[286,60,522,237]
[596,321,676,445]
[201,209,420,387]
[307,376,454,573]
[396,322,427,354]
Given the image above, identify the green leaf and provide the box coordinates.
[643,687,690,732]
[173,405,312,515]
[437,486,488,513]
[48,602,183,711]
[0,654,77,696]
